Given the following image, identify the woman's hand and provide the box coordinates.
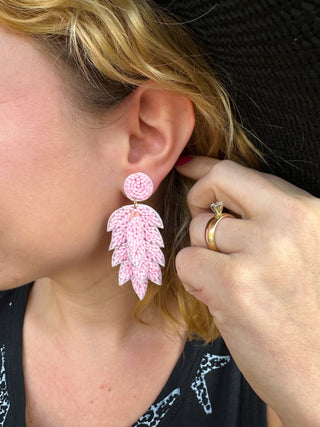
[175,157,320,427]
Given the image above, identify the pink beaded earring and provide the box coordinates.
[107,172,164,300]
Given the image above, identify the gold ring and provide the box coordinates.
[205,201,235,252]
[205,214,234,251]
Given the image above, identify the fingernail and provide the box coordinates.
[175,155,193,167]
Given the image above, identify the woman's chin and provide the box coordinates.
[0,271,35,291]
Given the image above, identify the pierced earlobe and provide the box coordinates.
[107,173,165,300]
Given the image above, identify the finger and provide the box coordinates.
[180,158,277,218]
[175,246,231,306]
[176,156,312,205]
[189,213,254,253]
[175,155,220,180]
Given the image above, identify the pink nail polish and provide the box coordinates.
[175,155,193,167]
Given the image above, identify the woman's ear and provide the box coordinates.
[121,83,195,190]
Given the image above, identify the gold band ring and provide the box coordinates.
[205,213,234,252]
[205,201,235,252]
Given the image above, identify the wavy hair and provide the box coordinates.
[0,0,262,342]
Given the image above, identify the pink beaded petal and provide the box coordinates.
[145,242,165,266]
[148,262,162,286]
[107,172,165,300]
[112,244,127,267]
[107,205,135,231]
[127,216,146,268]
[109,227,127,250]
[137,205,163,228]
[131,260,149,299]
[119,261,132,286]
[144,226,164,247]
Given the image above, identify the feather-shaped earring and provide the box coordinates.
[107,172,164,300]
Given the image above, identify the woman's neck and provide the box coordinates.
[27,268,160,348]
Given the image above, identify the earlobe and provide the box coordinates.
[124,83,195,190]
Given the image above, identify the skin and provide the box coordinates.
[176,157,320,427]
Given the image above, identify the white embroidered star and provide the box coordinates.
[190,353,230,414]
[0,345,10,427]
[133,387,180,427]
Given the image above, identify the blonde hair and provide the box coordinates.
[0,0,262,342]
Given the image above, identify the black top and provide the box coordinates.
[0,284,267,426]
